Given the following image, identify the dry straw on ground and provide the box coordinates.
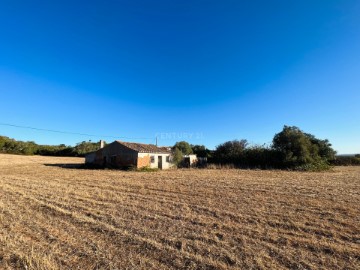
[0,154,359,269]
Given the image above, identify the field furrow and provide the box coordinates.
[0,154,359,269]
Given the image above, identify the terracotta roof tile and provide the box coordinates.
[116,141,171,153]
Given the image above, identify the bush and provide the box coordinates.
[273,126,318,167]
[172,148,184,167]
[133,166,159,172]
[208,126,335,171]
[191,144,211,158]
[172,141,193,155]
[330,156,360,166]
[0,135,102,157]
[294,159,331,171]
[272,126,335,171]
[212,140,248,165]
[243,146,282,169]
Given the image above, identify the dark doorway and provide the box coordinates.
[158,156,162,169]
[183,157,190,168]
[103,156,107,166]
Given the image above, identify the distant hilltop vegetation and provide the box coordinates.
[333,154,360,166]
[0,135,102,157]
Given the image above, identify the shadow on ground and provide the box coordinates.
[43,163,136,171]
[44,163,87,169]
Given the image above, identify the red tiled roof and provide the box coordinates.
[116,141,171,153]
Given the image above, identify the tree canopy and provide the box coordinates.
[207,126,337,171]
[0,136,103,157]
[191,144,211,158]
[272,126,336,170]
[213,140,248,164]
[172,141,193,155]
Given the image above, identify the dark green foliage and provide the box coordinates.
[173,141,193,155]
[209,126,337,171]
[0,136,38,155]
[242,146,282,169]
[330,155,360,166]
[172,148,184,167]
[212,140,248,164]
[36,144,74,156]
[74,141,103,156]
[273,126,318,167]
[191,144,211,158]
[210,142,281,169]
[304,133,336,161]
[172,141,194,168]
[0,135,103,157]
[129,166,159,172]
[273,126,336,170]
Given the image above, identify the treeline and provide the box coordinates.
[210,126,337,171]
[2,125,358,171]
[331,155,360,166]
[0,136,102,157]
[174,126,341,171]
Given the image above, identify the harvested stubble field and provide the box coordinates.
[0,154,359,270]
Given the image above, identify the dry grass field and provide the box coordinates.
[0,154,359,270]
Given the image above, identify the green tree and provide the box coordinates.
[305,133,336,161]
[191,144,211,158]
[21,141,37,155]
[0,136,8,151]
[273,126,315,166]
[173,141,193,155]
[74,141,103,156]
[213,139,248,164]
[272,126,334,170]
[172,148,184,167]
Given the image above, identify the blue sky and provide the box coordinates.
[0,0,359,153]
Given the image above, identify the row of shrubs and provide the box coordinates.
[0,135,102,157]
[208,146,332,171]
[330,155,360,166]
[173,126,359,171]
[192,126,339,171]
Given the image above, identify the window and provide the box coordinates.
[166,156,170,162]
[150,156,155,163]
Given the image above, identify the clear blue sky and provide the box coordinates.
[0,0,359,154]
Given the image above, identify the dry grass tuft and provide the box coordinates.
[0,154,359,269]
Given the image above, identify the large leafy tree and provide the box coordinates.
[272,126,336,169]
[173,141,193,155]
[304,133,336,161]
[172,148,184,167]
[191,144,211,158]
[213,139,248,163]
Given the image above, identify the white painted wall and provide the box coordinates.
[138,153,173,169]
[188,154,198,165]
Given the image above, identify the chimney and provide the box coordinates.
[100,140,105,149]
